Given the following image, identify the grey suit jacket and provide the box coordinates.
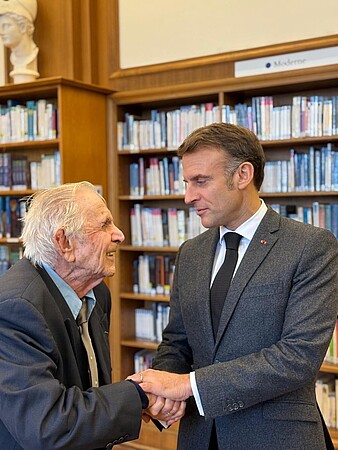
[153,208,338,450]
[0,257,143,450]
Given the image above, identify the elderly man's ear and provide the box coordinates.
[54,228,76,262]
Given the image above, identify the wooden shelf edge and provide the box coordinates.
[120,245,179,252]
[119,195,185,201]
[121,339,159,350]
[320,362,338,374]
[118,136,338,152]
[120,293,170,302]
[261,191,338,198]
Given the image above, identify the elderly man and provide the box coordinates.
[0,182,184,450]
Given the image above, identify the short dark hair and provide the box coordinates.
[177,123,265,190]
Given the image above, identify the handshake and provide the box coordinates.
[127,369,193,425]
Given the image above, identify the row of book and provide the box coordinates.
[130,201,337,249]
[118,103,217,151]
[135,302,170,342]
[134,349,156,373]
[0,152,61,191]
[127,146,338,197]
[261,145,338,193]
[0,196,26,238]
[130,204,207,248]
[117,95,338,151]
[130,155,185,196]
[316,374,338,429]
[225,95,338,141]
[0,98,58,142]
[271,203,338,238]
[132,254,176,295]
[0,245,22,276]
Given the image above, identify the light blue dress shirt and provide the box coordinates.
[42,263,96,320]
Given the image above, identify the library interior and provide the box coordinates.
[0,1,337,449]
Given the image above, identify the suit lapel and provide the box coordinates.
[36,265,88,387]
[194,229,220,348]
[214,209,281,349]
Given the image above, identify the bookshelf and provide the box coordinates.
[108,64,338,450]
[0,77,111,271]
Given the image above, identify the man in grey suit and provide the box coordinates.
[129,124,338,449]
[0,181,183,450]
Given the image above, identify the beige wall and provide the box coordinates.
[119,0,338,69]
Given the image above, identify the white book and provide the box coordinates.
[168,208,179,247]
[37,99,47,139]
[132,204,142,246]
[177,209,186,245]
[152,208,164,247]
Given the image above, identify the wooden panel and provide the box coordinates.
[34,0,75,79]
[58,83,109,195]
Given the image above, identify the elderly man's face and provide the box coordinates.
[70,189,125,283]
[0,15,23,48]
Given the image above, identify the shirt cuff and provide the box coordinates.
[190,371,205,416]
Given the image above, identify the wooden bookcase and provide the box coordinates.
[0,77,111,271]
[108,64,338,450]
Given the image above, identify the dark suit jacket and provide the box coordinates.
[0,257,143,450]
[153,208,338,450]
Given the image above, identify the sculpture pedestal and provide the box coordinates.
[10,68,39,84]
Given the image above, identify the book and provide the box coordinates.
[11,155,29,190]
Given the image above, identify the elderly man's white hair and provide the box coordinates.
[21,181,103,268]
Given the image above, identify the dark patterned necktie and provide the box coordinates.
[210,232,242,337]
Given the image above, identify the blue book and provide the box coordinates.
[160,111,167,148]
[332,151,338,191]
[26,100,36,141]
[162,157,170,195]
[4,196,11,238]
[172,156,180,194]
[331,204,338,238]
[129,162,139,196]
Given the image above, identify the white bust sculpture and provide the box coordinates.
[0,0,39,84]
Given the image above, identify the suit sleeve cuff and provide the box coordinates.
[127,379,149,409]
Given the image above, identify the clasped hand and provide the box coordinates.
[127,369,193,425]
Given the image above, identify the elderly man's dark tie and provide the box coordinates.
[210,232,242,337]
[77,298,99,387]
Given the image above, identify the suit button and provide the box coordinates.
[238,401,244,408]
[118,437,124,443]
[233,402,239,410]
[105,443,113,449]
[227,405,233,412]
